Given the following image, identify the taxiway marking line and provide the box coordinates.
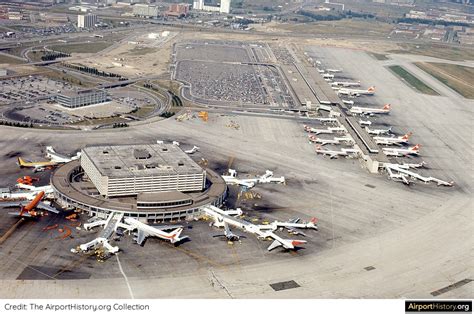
[116,253,135,299]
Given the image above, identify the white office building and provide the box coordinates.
[77,14,97,28]
[193,0,231,14]
[81,144,207,198]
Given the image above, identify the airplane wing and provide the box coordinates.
[134,229,149,246]
[8,212,32,218]
[36,202,60,214]
[153,225,183,231]
[286,227,307,237]
[0,201,27,208]
[267,240,283,251]
[329,153,338,159]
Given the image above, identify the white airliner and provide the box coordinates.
[330,80,360,87]
[342,100,354,105]
[308,135,354,146]
[304,125,346,135]
[123,217,188,246]
[202,206,308,251]
[326,68,342,73]
[365,126,392,135]
[222,169,285,190]
[338,86,375,97]
[373,132,412,146]
[184,146,200,154]
[315,145,360,159]
[385,163,453,186]
[359,120,372,126]
[315,117,338,124]
[382,144,421,157]
[322,73,334,79]
[46,146,81,163]
[350,104,391,115]
[269,217,318,236]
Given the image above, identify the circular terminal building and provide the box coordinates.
[52,144,227,222]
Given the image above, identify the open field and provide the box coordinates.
[276,19,393,38]
[415,62,474,99]
[0,53,25,64]
[388,65,439,95]
[49,42,113,54]
[389,43,474,61]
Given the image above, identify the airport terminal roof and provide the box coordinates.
[82,144,204,178]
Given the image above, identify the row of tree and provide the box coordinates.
[0,120,34,128]
[62,63,123,79]
[40,51,71,62]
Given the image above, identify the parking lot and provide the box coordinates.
[0,75,75,105]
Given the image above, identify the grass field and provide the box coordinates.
[277,19,393,38]
[49,42,113,54]
[415,62,474,99]
[0,53,25,64]
[389,43,474,61]
[388,65,439,95]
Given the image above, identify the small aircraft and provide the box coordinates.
[184,146,200,154]
[373,132,412,146]
[359,120,372,126]
[213,222,245,242]
[304,125,346,135]
[0,191,59,218]
[222,169,285,190]
[46,146,80,163]
[123,217,188,246]
[382,144,421,157]
[365,126,392,135]
[350,104,391,115]
[322,73,334,79]
[330,80,360,87]
[338,86,375,97]
[269,217,318,236]
[326,68,342,73]
[308,135,354,145]
[315,145,360,159]
[17,157,57,172]
[342,100,354,105]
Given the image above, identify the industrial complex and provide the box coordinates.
[0,0,471,306]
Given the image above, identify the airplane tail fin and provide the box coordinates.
[412,144,421,151]
[170,227,188,244]
[368,86,376,92]
[268,239,307,251]
[402,132,412,140]
[17,157,27,167]
[308,217,319,230]
[383,104,391,110]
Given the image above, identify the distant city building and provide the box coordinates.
[0,69,7,77]
[193,0,231,14]
[166,3,190,17]
[133,4,159,18]
[56,89,108,109]
[77,14,97,28]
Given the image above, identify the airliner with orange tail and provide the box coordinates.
[383,144,421,157]
[373,132,412,146]
[337,86,375,97]
[350,104,391,115]
[0,191,59,217]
